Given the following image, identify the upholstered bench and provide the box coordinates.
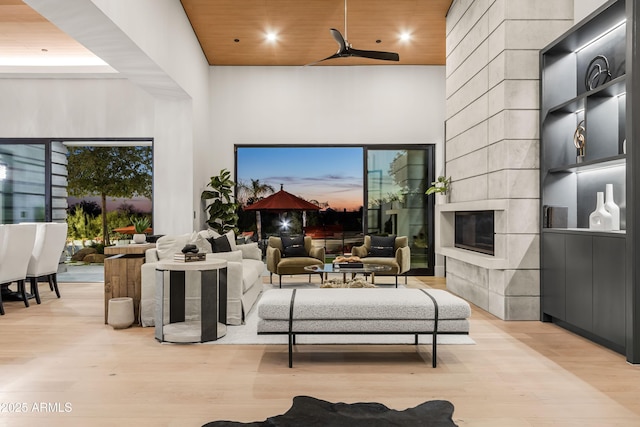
[257,288,471,367]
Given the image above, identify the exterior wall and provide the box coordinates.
[51,141,68,222]
[444,0,573,319]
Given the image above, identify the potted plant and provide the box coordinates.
[426,176,451,203]
[201,168,239,235]
[131,216,151,244]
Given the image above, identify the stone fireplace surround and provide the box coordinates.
[436,200,540,320]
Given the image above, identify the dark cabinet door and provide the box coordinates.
[593,236,626,347]
[542,233,566,320]
[565,234,593,332]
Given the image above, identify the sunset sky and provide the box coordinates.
[236,147,364,211]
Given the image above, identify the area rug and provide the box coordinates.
[206,282,475,345]
[203,395,458,427]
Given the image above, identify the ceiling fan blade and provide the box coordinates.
[348,48,400,62]
[330,28,347,53]
[304,53,342,66]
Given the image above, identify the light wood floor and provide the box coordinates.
[1,277,640,427]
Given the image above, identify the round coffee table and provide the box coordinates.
[304,263,391,285]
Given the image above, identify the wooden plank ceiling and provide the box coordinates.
[0,0,451,68]
[180,0,452,66]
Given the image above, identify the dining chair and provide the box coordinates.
[0,223,37,315]
[25,222,68,304]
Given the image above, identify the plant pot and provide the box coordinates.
[132,233,146,244]
[436,192,450,204]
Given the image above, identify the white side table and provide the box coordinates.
[155,259,227,343]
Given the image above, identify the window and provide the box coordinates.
[236,144,435,275]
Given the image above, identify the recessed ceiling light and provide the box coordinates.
[400,32,411,42]
[266,32,277,42]
[234,38,240,43]
[376,39,382,44]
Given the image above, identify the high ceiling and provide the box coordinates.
[0,0,451,69]
[180,0,452,66]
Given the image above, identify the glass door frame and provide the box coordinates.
[364,144,435,276]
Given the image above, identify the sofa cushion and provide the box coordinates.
[281,235,307,257]
[368,235,396,257]
[206,250,243,263]
[190,231,212,253]
[242,258,265,293]
[155,233,191,260]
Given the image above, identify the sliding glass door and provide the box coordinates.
[365,146,434,275]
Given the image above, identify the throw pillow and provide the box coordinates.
[368,235,396,257]
[211,229,237,251]
[281,235,307,257]
[207,235,232,253]
[189,231,212,254]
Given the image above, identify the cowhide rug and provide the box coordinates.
[203,395,458,427]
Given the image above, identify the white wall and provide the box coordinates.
[22,0,212,234]
[0,79,154,137]
[210,65,445,172]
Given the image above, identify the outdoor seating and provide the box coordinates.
[266,236,325,288]
[351,235,411,286]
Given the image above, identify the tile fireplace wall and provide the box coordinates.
[444,0,573,320]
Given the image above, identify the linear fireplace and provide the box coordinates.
[454,210,495,256]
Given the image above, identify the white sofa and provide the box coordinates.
[140,230,264,326]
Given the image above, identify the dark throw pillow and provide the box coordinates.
[281,235,307,257]
[207,235,232,253]
[368,235,396,257]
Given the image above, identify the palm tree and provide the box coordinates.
[239,179,275,240]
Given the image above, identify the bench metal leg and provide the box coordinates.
[288,332,293,368]
[432,333,437,368]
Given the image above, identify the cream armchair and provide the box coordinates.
[266,236,324,288]
[351,235,411,287]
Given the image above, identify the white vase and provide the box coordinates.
[133,233,146,244]
[604,184,620,231]
[589,192,613,230]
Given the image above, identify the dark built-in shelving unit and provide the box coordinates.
[540,0,640,363]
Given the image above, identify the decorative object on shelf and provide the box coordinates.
[543,205,568,228]
[604,183,620,231]
[584,54,612,91]
[573,120,586,163]
[589,191,613,230]
[426,176,451,204]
